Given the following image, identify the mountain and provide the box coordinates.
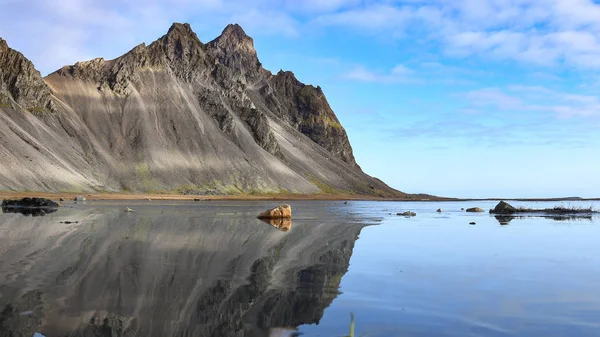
[0,23,408,197]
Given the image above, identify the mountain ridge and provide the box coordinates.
[0,22,412,198]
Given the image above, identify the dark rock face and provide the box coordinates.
[0,38,53,112]
[490,201,518,214]
[0,22,407,197]
[266,70,357,166]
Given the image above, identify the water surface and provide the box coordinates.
[1,200,599,336]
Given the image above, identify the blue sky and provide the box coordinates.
[1,0,599,198]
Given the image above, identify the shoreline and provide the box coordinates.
[0,191,598,202]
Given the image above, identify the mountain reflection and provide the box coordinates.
[0,204,367,337]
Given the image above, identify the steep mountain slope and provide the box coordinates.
[0,23,405,197]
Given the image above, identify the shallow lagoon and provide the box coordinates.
[1,200,599,336]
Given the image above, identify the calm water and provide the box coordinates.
[1,200,599,337]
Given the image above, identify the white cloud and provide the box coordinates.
[463,88,523,109]
[461,85,600,118]
[343,64,416,83]
[311,0,600,69]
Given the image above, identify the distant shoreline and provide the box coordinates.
[0,191,598,202]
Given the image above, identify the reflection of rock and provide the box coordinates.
[495,215,514,225]
[258,204,292,219]
[1,197,58,208]
[0,203,367,336]
[1,197,59,216]
[490,201,518,214]
[1,207,57,216]
[260,217,292,231]
[466,207,485,213]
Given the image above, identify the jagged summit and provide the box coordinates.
[0,38,52,111]
[220,24,251,42]
[167,22,196,36]
[209,23,256,56]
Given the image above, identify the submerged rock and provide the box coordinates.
[2,197,58,208]
[466,207,485,213]
[397,211,416,217]
[490,201,518,214]
[258,205,292,219]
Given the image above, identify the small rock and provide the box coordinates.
[344,201,348,204]
[124,207,134,213]
[59,198,64,201]
[258,204,292,219]
[397,211,416,217]
[461,208,465,210]
[436,208,443,212]
[74,196,86,202]
[194,198,201,201]
[147,198,152,202]
[469,222,476,225]
[466,207,485,213]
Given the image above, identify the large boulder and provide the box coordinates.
[466,207,485,213]
[490,201,518,214]
[258,204,292,219]
[1,197,59,208]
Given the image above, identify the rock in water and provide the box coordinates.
[124,207,135,213]
[397,211,416,217]
[490,201,518,214]
[1,197,58,208]
[258,205,292,219]
[74,196,87,202]
[466,207,485,213]
[437,208,443,212]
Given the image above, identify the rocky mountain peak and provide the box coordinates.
[166,22,199,41]
[0,38,52,112]
[209,23,256,56]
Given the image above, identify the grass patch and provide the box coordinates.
[135,163,161,192]
[491,201,597,215]
[515,206,596,214]
[28,106,45,115]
